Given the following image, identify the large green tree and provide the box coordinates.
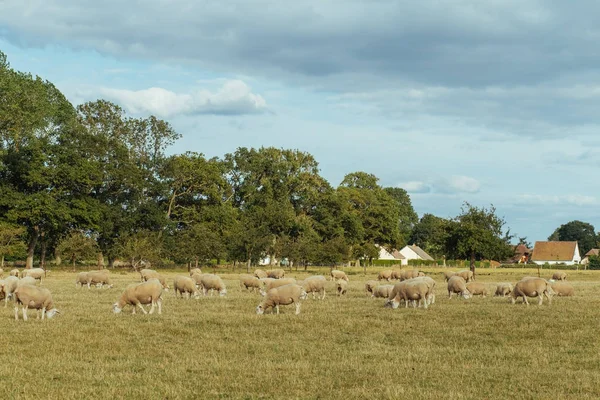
[409,213,449,259]
[548,220,597,256]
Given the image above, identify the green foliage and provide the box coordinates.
[587,256,600,270]
[55,231,98,267]
[0,221,26,261]
[409,214,449,258]
[548,220,597,256]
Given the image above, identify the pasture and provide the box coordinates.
[1,267,600,399]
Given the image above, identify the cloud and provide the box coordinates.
[445,175,481,194]
[399,175,480,195]
[398,181,432,194]
[99,80,267,117]
[515,194,599,207]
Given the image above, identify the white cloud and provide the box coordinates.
[516,194,598,206]
[446,175,481,194]
[99,80,267,117]
[398,181,432,194]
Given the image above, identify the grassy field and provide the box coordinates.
[1,266,599,399]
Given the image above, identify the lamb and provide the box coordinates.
[399,269,424,281]
[494,283,513,297]
[550,281,574,297]
[447,275,472,299]
[14,284,59,320]
[385,279,430,309]
[113,278,163,314]
[267,269,286,279]
[254,269,268,279]
[330,270,349,282]
[75,272,89,288]
[173,276,199,299]
[86,270,113,289]
[198,274,227,297]
[552,271,567,281]
[256,283,308,315]
[511,277,553,306]
[372,284,394,298]
[466,282,488,297]
[455,270,474,282]
[23,268,46,284]
[301,275,327,300]
[139,269,169,290]
[365,280,379,296]
[0,276,19,307]
[189,268,202,277]
[442,271,456,282]
[239,275,262,292]
[336,279,348,296]
[377,270,393,281]
[9,269,19,277]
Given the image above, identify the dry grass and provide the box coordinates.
[1,267,599,399]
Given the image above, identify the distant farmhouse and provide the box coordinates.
[581,248,599,266]
[376,245,405,264]
[530,241,581,265]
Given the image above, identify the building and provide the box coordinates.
[530,241,581,265]
[581,249,599,266]
[375,244,405,264]
[398,244,434,266]
[510,244,532,264]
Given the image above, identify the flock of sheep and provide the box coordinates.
[0,265,576,321]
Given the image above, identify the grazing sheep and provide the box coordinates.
[552,271,567,281]
[385,279,430,309]
[390,270,402,280]
[86,270,113,289]
[199,274,227,297]
[263,278,297,293]
[511,277,553,306]
[412,276,436,305]
[442,271,456,282]
[550,281,574,297]
[400,269,423,281]
[113,279,163,315]
[301,275,327,300]
[14,284,59,320]
[256,284,308,315]
[76,272,89,288]
[259,277,276,288]
[190,272,206,286]
[365,280,379,296]
[254,269,268,279]
[0,276,19,307]
[372,284,394,298]
[378,270,393,281]
[466,282,488,297]
[23,268,46,284]
[495,283,513,297]
[267,269,286,279]
[189,268,202,277]
[455,270,474,282]
[330,270,349,282]
[140,269,169,291]
[19,276,37,286]
[447,276,472,299]
[173,276,199,299]
[336,279,348,296]
[239,275,262,292]
[10,269,19,277]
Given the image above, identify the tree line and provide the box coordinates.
[0,50,516,272]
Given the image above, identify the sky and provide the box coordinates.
[1,0,599,243]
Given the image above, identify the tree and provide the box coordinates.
[409,214,449,259]
[0,221,26,267]
[55,231,98,268]
[383,187,418,247]
[445,202,512,277]
[116,230,163,271]
[548,220,597,256]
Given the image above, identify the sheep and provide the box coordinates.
[330,270,349,282]
[173,276,199,299]
[495,283,513,297]
[372,284,394,299]
[455,270,474,282]
[550,281,574,297]
[190,272,206,287]
[266,269,286,279]
[0,276,19,307]
[259,277,276,288]
[9,269,19,277]
[239,275,262,292]
[447,275,471,299]
[390,270,402,280]
[336,279,348,296]
[23,268,46,284]
[412,276,436,305]
[254,269,268,279]
[189,268,202,277]
[466,282,489,297]
[385,279,430,309]
[14,284,59,320]
[86,270,113,289]
[199,274,227,297]
[262,278,297,294]
[365,280,379,296]
[552,271,567,281]
[256,283,308,315]
[301,275,327,300]
[19,276,37,286]
[399,269,423,281]
[112,279,163,315]
[377,269,393,281]
[442,271,456,282]
[140,269,170,291]
[75,272,89,288]
[511,277,553,306]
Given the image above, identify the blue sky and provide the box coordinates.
[2,1,600,243]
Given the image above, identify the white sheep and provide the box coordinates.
[442,271,456,282]
[336,279,348,296]
[9,269,19,277]
[372,284,394,298]
[412,276,436,305]
[385,279,430,309]
[301,275,327,300]
[466,281,488,297]
[14,284,60,320]
[113,279,163,314]
[0,276,19,307]
[23,268,46,284]
[552,271,567,281]
[86,270,113,289]
[140,269,169,291]
[330,270,348,282]
[256,283,308,315]
[239,275,262,292]
[447,275,471,299]
[494,283,513,297]
[365,280,379,296]
[455,270,474,282]
[173,276,199,299]
[377,270,393,281]
[399,269,424,281]
[19,276,37,286]
[189,268,202,277]
[254,269,268,279]
[550,281,574,297]
[266,269,286,279]
[511,277,553,306]
[76,272,89,288]
[262,277,297,294]
[199,274,227,297]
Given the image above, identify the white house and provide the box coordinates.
[375,245,405,264]
[530,241,581,265]
[398,244,434,266]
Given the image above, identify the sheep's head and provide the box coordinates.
[462,290,472,300]
[112,303,122,314]
[299,290,308,300]
[46,309,60,319]
[256,305,265,315]
[219,288,227,297]
[384,299,398,309]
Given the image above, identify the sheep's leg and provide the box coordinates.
[538,295,543,306]
[448,291,452,299]
[295,303,301,315]
[41,308,46,320]
[523,296,529,306]
[149,300,156,314]
[4,295,7,308]
[136,302,148,314]
[321,289,326,300]
[14,305,18,320]
[275,305,280,315]
[157,298,162,315]
[22,306,28,321]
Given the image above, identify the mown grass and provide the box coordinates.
[0,267,599,399]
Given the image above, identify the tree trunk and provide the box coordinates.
[470,252,476,280]
[72,257,76,269]
[108,256,115,269]
[40,236,47,269]
[97,252,105,269]
[1,255,4,268]
[25,230,39,269]
[247,258,251,274]
[195,257,199,269]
